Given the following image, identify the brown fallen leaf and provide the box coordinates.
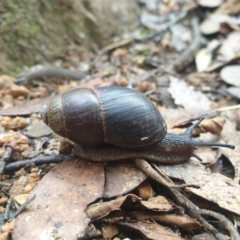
[86,194,142,221]
[103,161,147,198]
[131,211,201,230]
[117,220,184,240]
[12,158,105,240]
[148,196,171,204]
[193,117,226,136]
[0,97,52,116]
[86,194,175,222]
[160,149,240,216]
[139,200,174,212]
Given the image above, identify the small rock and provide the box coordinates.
[9,84,30,97]
[0,196,8,205]
[0,116,28,130]
[1,219,15,234]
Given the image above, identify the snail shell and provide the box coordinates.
[41,87,167,148]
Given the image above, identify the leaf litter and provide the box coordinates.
[1,1,240,240]
[12,158,105,239]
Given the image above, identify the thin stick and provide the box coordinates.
[0,146,13,177]
[14,194,36,218]
[4,154,70,173]
[215,104,240,112]
[134,159,218,234]
[200,209,240,240]
[4,196,13,221]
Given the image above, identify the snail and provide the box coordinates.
[41,87,234,164]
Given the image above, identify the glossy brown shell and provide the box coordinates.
[41,87,167,148]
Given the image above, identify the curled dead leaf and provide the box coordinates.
[194,117,225,135]
[85,194,142,221]
[117,220,185,240]
[131,211,201,230]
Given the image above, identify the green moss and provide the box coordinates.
[0,0,88,75]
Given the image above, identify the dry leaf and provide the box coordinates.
[0,97,52,116]
[159,119,240,215]
[160,160,240,215]
[131,211,201,230]
[117,220,184,240]
[86,194,142,221]
[194,117,226,135]
[13,158,105,240]
[148,196,170,204]
[140,200,174,212]
[86,194,174,222]
[103,161,147,198]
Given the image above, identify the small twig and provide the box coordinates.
[200,209,240,240]
[14,194,36,218]
[15,65,87,85]
[0,146,13,177]
[4,196,13,221]
[166,16,201,73]
[134,159,219,234]
[215,104,240,112]
[0,182,12,187]
[169,188,218,234]
[170,183,200,189]
[0,189,10,197]
[4,154,70,173]
[134,159,171,187]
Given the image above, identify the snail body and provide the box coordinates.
[41,87,234,164]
